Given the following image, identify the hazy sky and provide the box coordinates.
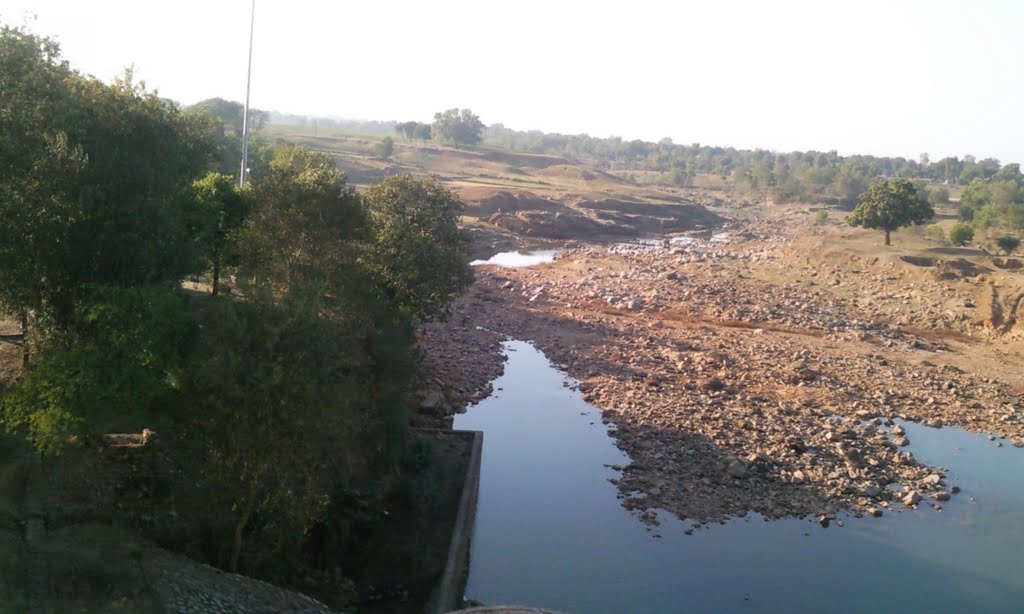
[3,0,1022,164]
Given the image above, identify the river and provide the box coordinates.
[454,340,1024,614]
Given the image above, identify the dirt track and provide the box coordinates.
[420,201,1024,523]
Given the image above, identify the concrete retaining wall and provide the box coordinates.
[426,429,483,614]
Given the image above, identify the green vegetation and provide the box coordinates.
[814,210,829,226]
[363,175,474,323]
[996,236,1021,255]
[0,23,473,604]
[375,135,396,159]
[848,179,934,246]
[924,224,946,243]
[948,223,975,247]
[395,120,432,144]
[956,165,1024,246]
[432,108,484,149]
[926,185,950,205]
[188,173,251,296]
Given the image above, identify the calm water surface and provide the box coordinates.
[454,341,1024,614]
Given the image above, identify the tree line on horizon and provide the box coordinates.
[265,107,1021,216]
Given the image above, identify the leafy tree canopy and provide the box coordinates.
[239,145,367,293]
[188,172,252,295]
[432,108,484,149]
[362,175,473,323]
[848,179,934,245]
[0,27,215,332]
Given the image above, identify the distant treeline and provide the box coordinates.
[266,106,1020,210]
[268,110,396,136]
[483,125,1021,206]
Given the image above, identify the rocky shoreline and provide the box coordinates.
[419,211,1024,525]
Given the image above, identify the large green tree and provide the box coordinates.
[848,179,934,245]
[185,98,272,178]
[188,173,252,296]
[239,145,367,293]
[362,175,473,322]
[432,108,484,149]
[0,27,216,357]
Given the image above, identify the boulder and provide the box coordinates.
[902,490,922,507]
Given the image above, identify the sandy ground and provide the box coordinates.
[420,202,1024,524]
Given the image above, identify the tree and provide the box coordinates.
[395,121,417,141]
[432,108,484,149]
[240,144,367,294]
[948,223,974,246]
[185,99,272,179]
[996,236,1021,255]
[926,186,950,205]
[413,122,432,144]
[183,286,407,573]
[362,175,473,322]
[0,25,77,362]
[848,179,934,246]
[0,28,215,342]
[187,97,268,137]
[374,135,395,160]
[189,173,252,295]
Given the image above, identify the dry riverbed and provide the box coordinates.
[420,208,1024,525]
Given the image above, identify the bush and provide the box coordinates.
[948,223,975,246]
[924,224,945,242]
[927,186,950,205]
[374,136,395,160]
[996,236,1021,255]
[814,209,829,226]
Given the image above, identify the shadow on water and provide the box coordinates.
[455,340,1024,614]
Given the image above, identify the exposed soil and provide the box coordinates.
[421,201,1024,525]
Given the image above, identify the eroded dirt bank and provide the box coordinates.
[420,205,1024,524]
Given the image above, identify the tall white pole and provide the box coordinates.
[239,0,256,186]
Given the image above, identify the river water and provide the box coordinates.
[454,340,1024,614]
[471,250,559,268]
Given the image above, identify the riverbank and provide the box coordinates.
[421,203,1024,522]
[455,340,1024,613]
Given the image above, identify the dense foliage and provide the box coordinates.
[432,107,484,149]
[848,180,934,246]
[362,175,474,322]
[948,223,975,247]
[0,23,473,594]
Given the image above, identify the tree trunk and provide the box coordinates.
[212,254,221,297]
[231,481,256,573]
[884,229,891,246]
[20,310,29,369]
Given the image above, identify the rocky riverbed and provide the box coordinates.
[419,207,1024,524]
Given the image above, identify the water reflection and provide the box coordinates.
[455,341,1024,613]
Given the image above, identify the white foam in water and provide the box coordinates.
[471,250,558,268]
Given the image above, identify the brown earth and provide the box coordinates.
[420,200,1024,525]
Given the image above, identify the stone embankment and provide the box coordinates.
[421,216,1024,523]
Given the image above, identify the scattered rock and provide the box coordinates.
[903,491,922,507]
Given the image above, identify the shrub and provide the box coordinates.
[996,236,1021,255]
[924,224,945,242]
[948,223,975,246]
[927,186,950,205]
[814,209,829,226]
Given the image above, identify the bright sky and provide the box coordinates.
[4,0,1022,164]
